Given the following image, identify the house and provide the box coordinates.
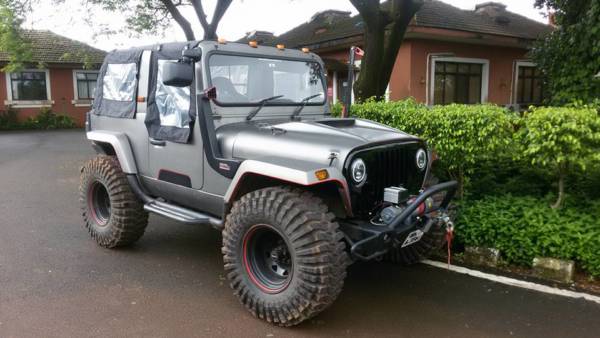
[0,30,106,126]
[244,1,552,109]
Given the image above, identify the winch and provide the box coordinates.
[372,186,435,226]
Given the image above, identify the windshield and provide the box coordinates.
[208,54,325,105]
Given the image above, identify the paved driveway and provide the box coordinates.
[1,130,599,338]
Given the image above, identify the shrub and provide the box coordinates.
[348,100,516,197]
[423,104,516,197]
[518,106,600,208]
[350,98,429,135]
[456,195,600,276]
[19,108,76,130]
[0,109,19,129]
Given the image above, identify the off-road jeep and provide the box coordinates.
[80,40,457,326]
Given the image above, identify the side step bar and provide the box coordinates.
[126,175,223,229]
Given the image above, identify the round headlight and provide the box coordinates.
[350,158,367,184]
[416,149,427,171]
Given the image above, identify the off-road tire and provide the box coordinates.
[384,225,446,265]
[79,155,148,248]
[222,187,348,326]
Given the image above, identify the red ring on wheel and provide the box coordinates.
[242,224,291,294]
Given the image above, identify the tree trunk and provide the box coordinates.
[353,22,386,100]
[551,166,566,209]
[351,0,423,102]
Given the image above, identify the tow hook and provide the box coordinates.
[442,215,454,267]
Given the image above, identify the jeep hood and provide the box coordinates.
[217,118,421,170]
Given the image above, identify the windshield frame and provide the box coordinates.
[204,51,327,107]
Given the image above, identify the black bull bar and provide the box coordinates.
[340,181,458,261]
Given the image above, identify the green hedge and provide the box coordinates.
[339,99,600,276]
[456,195,600,276]
[346,99,517,197]
[0,109,76,130]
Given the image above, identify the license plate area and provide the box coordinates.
[401,229,424,248]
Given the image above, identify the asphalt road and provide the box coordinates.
[1,130,599,338]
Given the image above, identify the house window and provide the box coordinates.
[9,71,49,101]
[74,71,99,100]
[515,62,544,106]
[430,57,489,105]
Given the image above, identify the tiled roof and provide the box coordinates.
[0,30,106,65]
[261,1,552,49]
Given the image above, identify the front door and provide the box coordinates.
[147,59,203,190]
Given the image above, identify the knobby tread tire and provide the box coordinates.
[79,155,148,248]
[384,224,446,265]
[222,186,349,326]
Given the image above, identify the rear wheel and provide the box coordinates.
[222,187,348,326]
[79,155,148,248]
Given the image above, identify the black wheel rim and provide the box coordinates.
[88,181,111,226]
[243,224,293,294]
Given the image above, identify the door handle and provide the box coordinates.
[149,138,166,146]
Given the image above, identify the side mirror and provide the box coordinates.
[162,61,193,87]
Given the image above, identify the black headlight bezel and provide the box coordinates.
[350,158,367,186]
[416,148,427,171]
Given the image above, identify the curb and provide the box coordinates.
[422,259,600,305]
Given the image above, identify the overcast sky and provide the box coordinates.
[24,0,549,51]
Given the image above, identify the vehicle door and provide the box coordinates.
[145,43,203,191]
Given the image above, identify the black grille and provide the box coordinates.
[346,142,426,217]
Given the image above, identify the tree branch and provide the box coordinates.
[159,0,195,40]
[350,0,382,26]
[190,0,210,31]
[191,0,232,40]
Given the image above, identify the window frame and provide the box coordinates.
[4,69,53,108]
[72,70,99,106]
[204,51,327,107]
[513,60,544,107]
[428,56,489,105]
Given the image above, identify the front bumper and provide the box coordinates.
[339,181,458,261]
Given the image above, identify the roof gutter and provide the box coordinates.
[302,26,537,53]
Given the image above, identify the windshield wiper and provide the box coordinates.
[290,94,324,120]
[246,95,285,121]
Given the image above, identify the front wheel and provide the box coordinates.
[222,187,348,326]
[79,155,148,248]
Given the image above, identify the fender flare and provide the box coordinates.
[86,131,138,174]
[223,159,352,216]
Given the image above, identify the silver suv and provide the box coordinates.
[80,40,457,326]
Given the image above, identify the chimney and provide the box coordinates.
[475,2,507,16]
[475,2,510,24]
[245,30,274,43]
[311,10,351,25]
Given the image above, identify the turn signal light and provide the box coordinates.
[249,40,258,48]
[277,44,285,50]
[315,169,329,181]
[302,47,310,53]
[218,37,227,44]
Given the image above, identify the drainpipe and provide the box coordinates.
[343,46,357,118]
[333,71,338,104]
